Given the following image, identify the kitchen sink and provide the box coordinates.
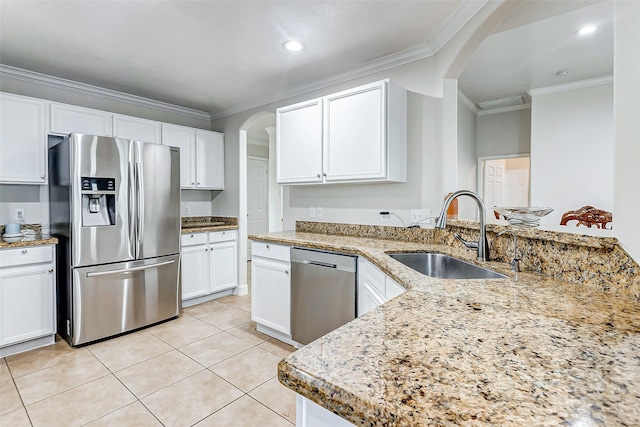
[388,252,507,279]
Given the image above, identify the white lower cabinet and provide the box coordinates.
[251,241,291,339]
[357,257,406,317]
[297,396,355,427]
[181,230,237,306]
[0,245,56,357]
[209,232,238,293]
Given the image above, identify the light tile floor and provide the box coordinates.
[0,262,297,427]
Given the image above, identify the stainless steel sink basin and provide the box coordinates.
[388,252,507,279]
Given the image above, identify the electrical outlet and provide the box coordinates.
[380,211,389,223]
[183,205,190,214]
[15,208,25,222]
[309,207,316,218]
[316,207,324,220]
[410,209,431,225]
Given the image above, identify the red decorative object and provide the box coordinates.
[560,206,612,229]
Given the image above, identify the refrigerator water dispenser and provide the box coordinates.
[81,177,116,226]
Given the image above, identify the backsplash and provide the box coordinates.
[181,216,238,227]
[296,220,640,301]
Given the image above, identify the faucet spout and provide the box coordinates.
[435,190,488,261]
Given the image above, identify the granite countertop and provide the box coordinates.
[181,216,239,234]
[0,236,58,249]
[249,231,640,426]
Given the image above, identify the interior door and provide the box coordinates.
[247,157,269,258]
[505,169,529,206]
[136,142,181,259]
[483,159,505,209]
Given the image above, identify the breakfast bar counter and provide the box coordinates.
[250,227,640,426]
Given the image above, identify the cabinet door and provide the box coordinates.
[0,266,55,346]
[196,130,224,189]
[251,257,290,335]
[113,114,161,144]
[276,98,323,184]
[324,81,386,182]
[50,103,112,136]
[209,239,237,293]
[0,93,47,184]
[162,124,196,188]
[357,281,385,318]
[181,244,209,301]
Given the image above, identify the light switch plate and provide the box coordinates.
[309,207,316,218]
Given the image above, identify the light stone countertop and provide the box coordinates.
[250,231,640,426]
[0,236,58,249]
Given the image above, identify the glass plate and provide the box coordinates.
[493,207,553,227]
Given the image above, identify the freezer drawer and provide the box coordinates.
[69,254,181,345]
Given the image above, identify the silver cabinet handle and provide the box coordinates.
[86,259,175,278]
[41,175,45,179]
[48,269,54,273]
[285,270,289,275]
[323,172,327,177]
[266,244,270,249]
[21,249,28,254]
[191,182,195,185]
[197,182,201,185]
[316,173,321,178]
[205,248,209,251]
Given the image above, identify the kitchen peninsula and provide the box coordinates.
[250,222,640,426]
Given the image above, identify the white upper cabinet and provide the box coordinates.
[162,125,224,190]
[162,123,197,188]
[276,98,323,184]
[196,130,224,190]
[0,93,47,184]
[113,114,161,144]
[276,79,406,185]
[50,103,112,136]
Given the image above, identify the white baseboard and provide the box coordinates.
[233,283,249,296]
[0,334,55,358]
[182,288,234,308]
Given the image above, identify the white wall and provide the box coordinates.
[530,82,614,227]
[457,97,478,220]
[613,2,640,263]
[476,108,531,158]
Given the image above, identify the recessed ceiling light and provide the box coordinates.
[577,25,598,36]
[282,40,304,52]
[556,69,571,76]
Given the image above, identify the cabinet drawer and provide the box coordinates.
[181,233,208,247]
[209,230,237,243]
[0,246,53,268]
[252,241,290,262]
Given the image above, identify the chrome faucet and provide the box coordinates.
[435,190,489,261]
[496,230,521,272]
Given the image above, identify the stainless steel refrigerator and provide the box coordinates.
[49,133,181,346]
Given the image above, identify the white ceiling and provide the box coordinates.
[0,1,616,117]
[0,0,484,118]
[458,1,614,107]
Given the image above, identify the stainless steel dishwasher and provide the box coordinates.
[290,247,357,345]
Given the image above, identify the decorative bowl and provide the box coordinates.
[493,207,554,227]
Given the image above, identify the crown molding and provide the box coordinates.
[0,65,210,121]
[457,90,479,115]
[211,2,489,121]
[477,103,531,116]
[430,0,490,53]
[527,75,614,97]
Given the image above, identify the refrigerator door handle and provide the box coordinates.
[85,259,176,278]
[128,158,137,256]
[135,160,144,252]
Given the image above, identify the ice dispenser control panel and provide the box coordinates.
[81,177,115,192]
[81,177,116,226]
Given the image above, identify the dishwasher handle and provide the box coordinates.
[303,259,337,269]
